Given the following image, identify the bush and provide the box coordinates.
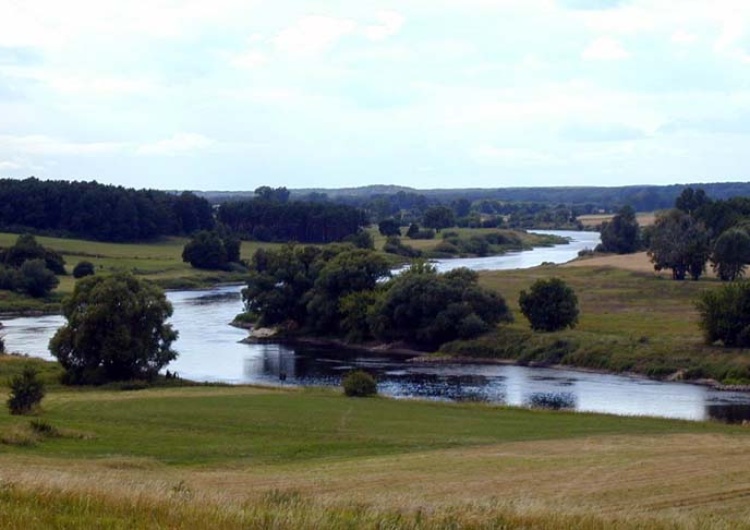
[7,366,46,415]
[72,260,96,279]
[519,277,579,332]
[383,236,421,258]
[19,259,59,298]
[696,281,750,347]
[342,370,377,397]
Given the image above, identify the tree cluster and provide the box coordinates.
[182,230,241,270]
[648,187,750,281]
[217,199,366,243]
[0,178,213,242]
[0,234,64,297]
[242,247,512,349]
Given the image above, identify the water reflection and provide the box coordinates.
[2,231,750,423]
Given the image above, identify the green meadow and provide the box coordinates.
[1,353,749,529]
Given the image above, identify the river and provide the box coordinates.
[3,230,750,422]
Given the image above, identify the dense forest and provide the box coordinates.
[0,178,214,242]
[217,199,366,243]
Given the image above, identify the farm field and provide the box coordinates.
[0,364,749,530]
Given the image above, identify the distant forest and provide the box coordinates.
[198,182,750,214]
[3,178,750,244]
[0,178,214,242]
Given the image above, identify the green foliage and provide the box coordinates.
[422,205,456,231]
[218,199,366,243]
[72,260,95,279]
[49,272,178,384]
[711,228,750,281]
[598,205,640,254]
[696,281,750,347]
[0,178,213,242]
[0,233,66,275]
[648,209,710,280]
[306,249,391,334]
[344,230,375,250]
[406,223,419,238]
[371,266,513,349]
[7,366,45,415]
[377,218,401,237]
[519,278,579,332]
[341,370,377,397]
[18,259,59,297]
[182,230,241,270]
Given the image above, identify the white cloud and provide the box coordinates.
[0,160,24,171]
[0,135,125,155]
[471,145,563,166]
[671,29,697,45]
[230,50,269,69]
[136,133,216,156]
[274,15,357,57]
[363,10,405,41]
[582,36,630,60]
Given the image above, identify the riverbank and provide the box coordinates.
[1,355,749,529]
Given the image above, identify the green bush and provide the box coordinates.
[7,366,46,415]
[72,261,96,279]
[342,370,377,397]
[519,277,579,332]
[696,281,750,347]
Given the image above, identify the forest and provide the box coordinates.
[0,178,214,242]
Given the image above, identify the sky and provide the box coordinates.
[2,0,750,191]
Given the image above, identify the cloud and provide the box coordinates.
[471,145,563,166]
[671,29,697,45]
[230,50,268,69]
[560,122,646,142]
[0,135,125,155]
[363,11,405,41]
[582,36,630,60]
[558,0,629,10]
[274,15,356,57]
[136,133,216,156]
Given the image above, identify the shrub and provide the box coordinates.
[383,236,421,258]
[19,259,59,298]
[696,281,750,347]
[342,370,377,397]
[72,260,96,279]
[519,277,579,332]
[7,366,45,415]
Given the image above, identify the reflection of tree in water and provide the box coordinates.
[188,292,241,305]
[706,404,750,424]
[526,392,576,410]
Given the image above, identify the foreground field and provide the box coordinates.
[0,375,749,529]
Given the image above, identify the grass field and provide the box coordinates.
[439,263,749,382]
[1,358,749,529]
[0,232,285,312]
[578,212,657,228]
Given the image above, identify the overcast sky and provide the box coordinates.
[1,0,750,191]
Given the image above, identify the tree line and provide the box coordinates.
[217,196,367,243]
[0,178,214,242]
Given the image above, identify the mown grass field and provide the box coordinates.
[1,357,749,529]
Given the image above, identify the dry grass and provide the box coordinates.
[579,213,656,228]
[1,432,749,528]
